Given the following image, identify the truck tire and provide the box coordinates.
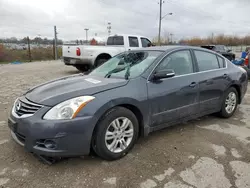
[75,65,90,72]
[95,58,109,68]
[232,54,235,61]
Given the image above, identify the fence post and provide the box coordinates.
[27,36,32,62]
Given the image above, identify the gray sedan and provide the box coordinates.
[8,46,248,163]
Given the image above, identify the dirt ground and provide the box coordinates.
[0,60,250,188]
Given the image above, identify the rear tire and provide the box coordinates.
[232,54,235,61]
[75,65,90,72]
[92,107,139,161]
[219,87,238,118]
[95,58,109,68]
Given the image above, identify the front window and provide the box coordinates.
[141,38,152,47]
[90,51,162,79]
[156,50,194,76]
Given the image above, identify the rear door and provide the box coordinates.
[193,50,230,113]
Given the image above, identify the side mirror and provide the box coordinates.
[153,69,175,80]
[227,49,232,52]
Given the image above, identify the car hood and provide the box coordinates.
[25,74,128,106]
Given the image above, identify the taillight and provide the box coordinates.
[76,47,81,56]
[244,56,249,66]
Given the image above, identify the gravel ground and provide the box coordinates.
[0,60,250,188]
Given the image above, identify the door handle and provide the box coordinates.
[206,79,214,85]
[189,82,197,87]
[223,74,228,78]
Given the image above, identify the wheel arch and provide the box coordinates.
[94,53,112,66]
[229,84,241,104]
[90,100,147,150]
[117,104,144,137]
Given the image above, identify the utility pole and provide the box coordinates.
[54,26,58,60]
[27,36,31,62]
[170,33,173,44]
[84,28,89,42]
[52,39,55,60]
[158,0,163,46]
[107,22,111,36]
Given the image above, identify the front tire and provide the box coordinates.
[219,87,238,118]
[93,107,139,161]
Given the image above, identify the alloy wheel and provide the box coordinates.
[105,117,134,153]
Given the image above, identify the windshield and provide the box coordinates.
[90,51,162,79]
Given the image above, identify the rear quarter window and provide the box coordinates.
[217,56,225,68]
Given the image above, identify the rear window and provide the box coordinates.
[215,45,224,52]
[201,46,215,50]
[107,36,124,45]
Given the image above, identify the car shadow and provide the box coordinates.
[32,113,240,166]
[64,70,80,75]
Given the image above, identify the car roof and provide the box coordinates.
[135,45,216,53]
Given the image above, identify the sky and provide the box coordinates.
[0,0,249,41]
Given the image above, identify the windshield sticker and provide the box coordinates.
[85,78,101,84]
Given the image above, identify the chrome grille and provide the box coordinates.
[15,98,42,117]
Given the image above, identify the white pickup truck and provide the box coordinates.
[62,34,153,71]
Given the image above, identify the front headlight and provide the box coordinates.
[43,96,95,120]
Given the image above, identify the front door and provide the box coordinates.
[147,50,199,127]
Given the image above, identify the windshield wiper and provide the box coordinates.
[104,66,126,78]
[124,65,131,80]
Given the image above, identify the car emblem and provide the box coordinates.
[16,100,21,111]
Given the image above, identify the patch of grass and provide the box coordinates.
[0,44,62,63]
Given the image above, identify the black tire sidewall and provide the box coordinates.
[75,65,89,72]
[94,107,139,160]
[220,87,238,118]
[96,59,108,67]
